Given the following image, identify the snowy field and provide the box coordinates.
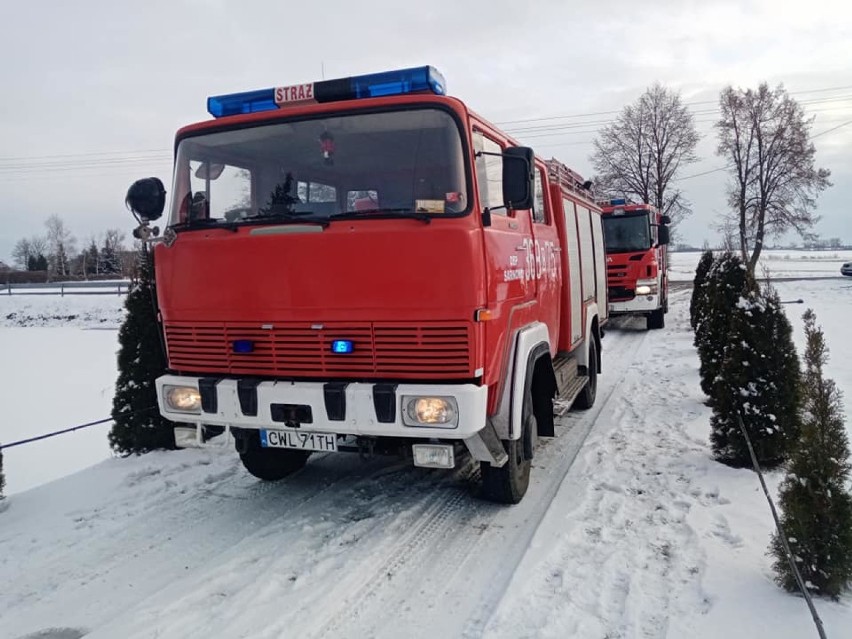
[669,248,852,281]
[0,267,851,638]
[0,294,124,495]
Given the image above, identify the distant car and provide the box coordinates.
[842,262,852,276]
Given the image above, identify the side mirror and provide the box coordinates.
[660,215,672,225]
[502,146,535,210]
[658,224,670,246]
[126,177,166,221]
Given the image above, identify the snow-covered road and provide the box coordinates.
[2,281,851,638]
[1,311,654,639]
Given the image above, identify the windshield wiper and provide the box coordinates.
[328,208,432,224]
[174,215,329,233]
[173,218,239,233]
[242,214,330,228]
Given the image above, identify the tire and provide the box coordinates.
[647,307,665,330]
[573,339,598,410]
[481,391,534,504]
[238,432,311,481]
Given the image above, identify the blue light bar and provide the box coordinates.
[207,66,446,118]
[232,339,255,354]
[208,89,277,118]
[348,66,445,99]
[610,198,627,206]
[331,340,354,354]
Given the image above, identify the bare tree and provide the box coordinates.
[11,235,49,271]
[714,216,739,252]
[44,214,76,279]
[29,235,48,260]
[100,228,126,275]
[716,83,831,274]
[592,83,700,232]
[11,238,32,270]
[29,235,49,271]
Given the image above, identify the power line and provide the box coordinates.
[510,107,852,143]
[503,95,852,136]
[1,85,849,170]
[0,89,849,180]
[494,84,852,127]
[672,118,852,182]
[0,148,170,163]
[810,117,852,138]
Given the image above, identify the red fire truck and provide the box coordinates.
[125,66,607,504]
[600,199,670,330]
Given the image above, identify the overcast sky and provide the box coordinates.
[1,0,850,264]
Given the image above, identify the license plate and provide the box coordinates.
[260,428,338,452]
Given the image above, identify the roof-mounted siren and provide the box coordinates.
[207,66,447,118]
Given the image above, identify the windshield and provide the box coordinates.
[602,212,652,253]
[168,108,468,227]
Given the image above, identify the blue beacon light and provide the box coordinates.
[331,340,354,354]
[207,66,446,118]
[232,340,254,354]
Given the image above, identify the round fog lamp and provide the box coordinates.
[408,397,456,425]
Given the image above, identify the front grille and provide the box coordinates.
[608,286,635,301]
[164,321,474,379]
[607,264,628,278]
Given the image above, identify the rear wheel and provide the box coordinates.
[238,432,311,481]
[573,339,598,410]
[647,307,665,330]
[481,391,534,504]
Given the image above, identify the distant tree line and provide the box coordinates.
[10,215,137,280]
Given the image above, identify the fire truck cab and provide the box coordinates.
[125,66,607,504]
[600,199,670,330]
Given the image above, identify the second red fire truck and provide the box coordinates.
[125,66,607,504]
[600,199,670,330]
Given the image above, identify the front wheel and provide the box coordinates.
[647,307,665,330]
[238,433,311,481]
[481,393,534,504]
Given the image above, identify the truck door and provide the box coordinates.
[530,164,561,348]
[590,210,608,322]
[474,131,536,305]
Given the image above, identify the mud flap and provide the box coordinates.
[464,422,509,467]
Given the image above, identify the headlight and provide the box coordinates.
[164,385,202,413]
[402,396,458,428]
[635,279,658,296]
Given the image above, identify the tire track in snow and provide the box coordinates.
[3,452,440,638]
[305,327,652,639]
[458,326,653,639]
[482,295,714,638]
[306,477,480,639]
[73,458,480,639]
